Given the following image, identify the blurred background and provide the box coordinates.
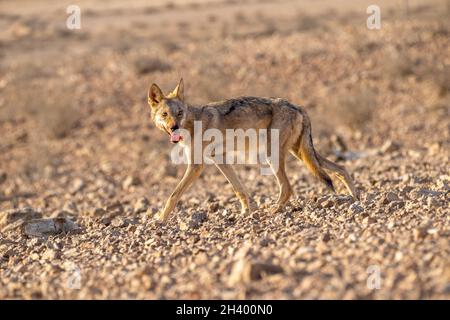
[0,0,449,299]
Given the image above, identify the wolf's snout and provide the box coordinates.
[169,125,182,143]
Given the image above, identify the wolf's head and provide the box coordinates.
[148,78,189,144]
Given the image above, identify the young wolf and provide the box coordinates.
[148,79,359,223]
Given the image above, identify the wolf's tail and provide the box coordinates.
[298,113,335,193]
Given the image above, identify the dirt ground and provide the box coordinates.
[0,0,449,299]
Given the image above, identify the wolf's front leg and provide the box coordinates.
[157,164,204,223]
[215,164,252,214]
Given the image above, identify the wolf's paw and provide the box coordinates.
[153,211,168,225]
[270,203,287,213]
[270,204,283,214]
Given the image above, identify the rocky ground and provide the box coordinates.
[0,0,449,299]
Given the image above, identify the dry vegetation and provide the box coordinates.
[0,0,449,299]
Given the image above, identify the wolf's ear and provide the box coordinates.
[148,83,164,108]
[168,78,184,102]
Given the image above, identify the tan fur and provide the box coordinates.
[148,79,360,223]
[297,110,335,192]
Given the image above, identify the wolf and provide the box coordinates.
[148,79,360,223]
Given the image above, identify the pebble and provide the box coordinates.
[349,203,364,214]
[0,207,42,232]
[24,218,81,237]
[122,175,141,189]
[70,178,85,194]
[134,197,149,213]
[111,217,127,228]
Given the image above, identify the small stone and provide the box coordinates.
[179,222,189,231]
[27,238,42,248]
[380,140,400,153]
[146,207,158,217]
[42,249,61,260]
[427,197,440,208]
[322,199,334,208]
[0,171,6,184]
[100,217,112,226]
[30,252,40,261]
[111,217,127,228]
[427,142,441,155]
[190,211,207,228]
[49,241,63,250]
[363,216,377,225]
[259,237,270,246]
[414,227,428,240]
[194,252,208,265]
[105,201,124,216]
[394,251,403,262]
[207,202,220,213]
[385,192,400,203]
[134,197,149,213]
[228,259,283,285]
[250,211,260,220]
[322,232,332,242]
[62,201,78,214]
[89,208,106,217]
[70,178,85,194]
[0,207,42,232]
[24,218,81,237]
[50,210,73,219]
[349,203,364,214]
[1,248,15,258]
[249,262,283,280]
[414,189,442,198]
[386,201,405,214]
[336,195,353,205]
[122,175,141,189]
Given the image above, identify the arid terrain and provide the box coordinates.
[0,0,449,299]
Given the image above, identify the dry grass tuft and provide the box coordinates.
[350,31,382,55]
[234,12,248,24]
[430,65,450,98]
[22,85,81,140]
[133,56,171,75]
[384,48,418,78]
[382,44,440,82]
[159,38,181,54]
[432,20,450,37]
[296,12,322,32]
[329,86,376,132]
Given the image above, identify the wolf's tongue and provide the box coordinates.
[170,132,181,142]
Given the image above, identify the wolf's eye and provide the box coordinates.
[177,110,183,117]
[161,112,168,118]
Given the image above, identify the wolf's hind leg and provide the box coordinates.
[266,117,295,213]
[267,154,292,213]
[215,164,252,214]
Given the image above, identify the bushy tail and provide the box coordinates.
[298,115,335,193]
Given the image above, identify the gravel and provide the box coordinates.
[0,0,448,299]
